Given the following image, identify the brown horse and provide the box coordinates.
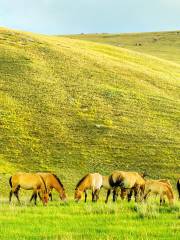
[177,178,180,200]
[9,173,49,205]
[109,171,145,202]
[102,175,123,203]
[30,173,67,202]
[74,173,102,202]
[143,180,174,205]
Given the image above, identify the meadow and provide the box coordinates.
[0,27,180,239]
[0,194,180,240]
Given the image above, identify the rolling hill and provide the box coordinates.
[66,31,180,64]
[0,28,180,193]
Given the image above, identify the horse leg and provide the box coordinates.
[120,188,126,200]
[84,191,87,202]
[34,193,37,205]
[10,185,20,204]
[49,192,53,201]
[9,190,13,203]
[95,189,100,202]
[143,190,151,202]
[30,193,35,202]
[127,189,133,202]
[113,189,118,202]
[160,194,164,205]
[134,186,140,202]
[92,190,95,202]
[105,189,111,203]
[14,187,20,203]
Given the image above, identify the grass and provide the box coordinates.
[0,195,180,240]
[0,27,180,239]
[66,30,180,64]
[0,27,180,193]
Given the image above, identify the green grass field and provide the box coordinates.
[0,27,180,239]
[0,196,180,240]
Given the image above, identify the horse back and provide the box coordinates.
[11,173,42,189]
[90,173,103,189]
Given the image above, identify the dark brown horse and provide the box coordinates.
[9,173,49,205]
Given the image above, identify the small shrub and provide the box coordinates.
[134,203,159,219]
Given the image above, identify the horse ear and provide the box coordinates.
[142,171,148,178]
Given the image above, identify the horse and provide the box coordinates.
[74,173,103,202]
[109,171,145,202]
[102,175,123,203]
[9,172,49,205]
[177,178,180,200]
[143,180,174,205]
[30,173,67,202]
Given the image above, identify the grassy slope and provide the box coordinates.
[0,28,180,194]
[66,31,180,64]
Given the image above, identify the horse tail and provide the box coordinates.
[39,175,48,193]
[109,174,115,187]
[9,176,12,188]
[177,179,180,198]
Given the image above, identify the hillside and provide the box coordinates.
[0,28,180,193]
[66,31,180,64]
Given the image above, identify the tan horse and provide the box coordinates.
[109,171,145,202]
[9,173,49,205]
[143,180,174,205]
[102,176,122,203]
[30,173,67,202]
[74,173,102,202]
[177,178,180,200]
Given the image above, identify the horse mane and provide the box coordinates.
[39,175,48,193]
[76,174,89,189]
[52,174,64,189]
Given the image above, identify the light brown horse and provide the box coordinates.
[177,178,180,200]
[9,172,49,205]
[109,171,145,202]
[102,175,122,203]
[143,180,174,205]
[30,173,67,202]
[74,173,103,202]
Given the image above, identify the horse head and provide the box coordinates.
[74,188,82,202]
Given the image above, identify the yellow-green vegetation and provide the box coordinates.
[66,31,180,64]
[0,27,180,195]
[0,198,179,240]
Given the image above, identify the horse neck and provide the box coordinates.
[39,176,47,193]
[51,176,64,194]
[77,176,90,192]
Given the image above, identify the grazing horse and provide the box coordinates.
[30,173,67,202]
[158,179,173,203]
[143,180,174,205]
[74,173,102,202]
[102,176,122,203]
[9,173,49,205]
[177,178,180,200]
[109,171,145,202]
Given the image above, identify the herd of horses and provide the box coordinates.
[8,171,180,206]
